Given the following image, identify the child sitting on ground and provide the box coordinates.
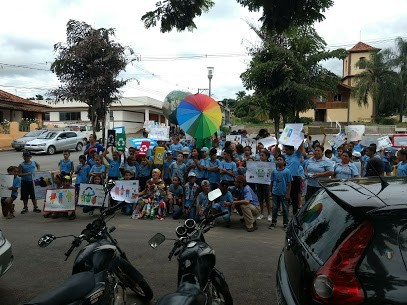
[1,166,20,219]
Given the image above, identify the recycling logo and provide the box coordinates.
[117,138,125,147]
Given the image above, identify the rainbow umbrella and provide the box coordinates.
[176,94,222,139]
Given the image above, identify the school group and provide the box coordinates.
[1,132,407,233]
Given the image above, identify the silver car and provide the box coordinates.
[11,129,48,151]
[0,229,13,277]
[24,130,84,155]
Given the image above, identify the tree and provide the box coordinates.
[352,50,400,122]
[142,0,333,34]
[50,20,132,143]
[392,37,407,122]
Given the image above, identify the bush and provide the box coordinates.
[377,117,398,125]
[297,117,314,125]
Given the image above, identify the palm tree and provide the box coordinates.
[393,37,407,122]
[352,50,399,122]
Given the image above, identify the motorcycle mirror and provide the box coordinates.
[148,233,166,249]
[208,188,222,202]
[105,179,116,193]
[38,234,56,248]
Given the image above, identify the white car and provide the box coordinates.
[24,130,84,155]
[66,124,103,143]
[0,229,13,278]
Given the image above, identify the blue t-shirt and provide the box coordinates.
[283,150,302,177]
[20,160,37,181]
[169,143,183,158]
[305,157,334,187]
[219,160,237,182]
[169,162,187,183]
[230,185,260,206]
[122,162,137,178]
[138,163,152,178]
[206,159,221,184]
[90,164,105,175]
[195,159,207,179]
[163,159,174,180]
[197,192,210,210]
[107,158,122,178]
[11,176,21,197]
[184,183,199,207]
[216,191,234,206]
[271,168,293,196]
[397,162,407,176]
[85,143,105,159]
[168,184,184,199]
[334,162,359,179]
[59,159,73,174]
[75,164,90,185]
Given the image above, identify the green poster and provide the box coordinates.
[116,133,126,151]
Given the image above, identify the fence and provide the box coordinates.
[0,122,39,148]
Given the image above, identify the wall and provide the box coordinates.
[326,109,348,122]
[349,96,373,122]
[0,122,39,148]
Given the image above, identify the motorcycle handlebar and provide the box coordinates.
[168,241,180,261]
[207,211,228,223]
[64,237,81,260]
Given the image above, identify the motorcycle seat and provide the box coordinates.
[24,271,95,305]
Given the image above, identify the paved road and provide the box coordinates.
[0,210,285,305]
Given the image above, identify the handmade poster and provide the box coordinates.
[226,135,241,144]
[245,161,275,185]
[241,138,257,153]
[153,146,165,165]
[0,174,14,198]
[258,136,277,149]
[32,171,53,199]
[110,180,139,203]
[137,141,151,157]
[116,133,126,151]
[278,124,304,149]
[345,125,365,142]
[143,121,156,132]
[107,130,116,147]
[376,136,392,151]
[392,135,407,148]
[328,131,347,149]
[77,183,107,207]
[361,136,378,147]
[148,126,170,141]
[44,188,76,212]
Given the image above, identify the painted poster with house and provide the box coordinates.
[44,188,76,212]
[32,171,53,200]
[226,135,242,144]
[77,184,107,207]
[279,124,304,149]
[110,180,139,203]
[376,136,392,151]
[245,161,275,185]
[148,126,170,141]
[345,125,365,142]
[0,174,14,198]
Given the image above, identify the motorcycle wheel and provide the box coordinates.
[209,277,233,305]
[113,257,154,301]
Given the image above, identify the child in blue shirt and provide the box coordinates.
[104,150,122,180]
[269,155,293,229]
[73,155,91,220]
[163,151,174,186]
[137,156,152,191]
[212,180,233,226]
[167,176,184,214]
[1,166,20,219]
[18,151,41,214]
[59,150,74,177]
[89,155,106,183]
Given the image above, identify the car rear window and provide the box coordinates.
[296,190,360,264]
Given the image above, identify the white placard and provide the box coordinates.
[392,135,407,148]
[44,188,76,212]
[110,180,140,203]
[0,174,14,197]
[148,126,170,141]
[258,136,277,149]
[226,135,242,144]
[345,125,365,142]
[241,138,258,153]
[32,171,53,200]
[376,136,392,151]
[245,161,275,185]
[328,131,347,149]
[78,184,108,207]
[361,136,378,147]
[278,124,304,149]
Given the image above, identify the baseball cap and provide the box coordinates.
[352,151,361,158]
[188,172,196,178]
[201,180,210,186]
[201,147,209,153]
[22,151,32,157]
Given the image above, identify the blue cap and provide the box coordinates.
[166,150,172,154]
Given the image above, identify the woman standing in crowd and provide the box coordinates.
[333,151,360,179]
[256,149,272,222]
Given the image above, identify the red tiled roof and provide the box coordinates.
[0,89,51,112]
[348,42,380,53]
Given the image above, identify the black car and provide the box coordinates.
[277,177,407,305]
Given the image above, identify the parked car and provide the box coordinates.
[11,129,48,151]
[277,176,407,305]
[0,229,13,277]
[24,130,83,155]
[66,124,103,143]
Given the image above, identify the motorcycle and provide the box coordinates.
[148,188,233,305]
[25,180,153,305]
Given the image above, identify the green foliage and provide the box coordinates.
[142,0,333,33]
[50,20,131,136]
[296,117,314,124]
[377,117,398,125]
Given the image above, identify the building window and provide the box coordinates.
[43,112,50,121]
[317,96,327,103]
[59,112,81,121]
[359,57,367,69]
[0,111,3,122]
[333,94,342,102]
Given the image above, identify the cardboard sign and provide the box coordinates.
[376,136,392,151]
[392,134,407,148]
[148,126,170,141]
[226,135,242,144]
[137,141,151,158]
[110,180,139,203]
[345,125,365,142]
[257,136,277,149]
[78,183,108,207]
[245,161,275,185]
[153,146,165,165]
[241,138,257,153]
[44,188,76,212]
[328,131,347,149]
[107,130,116,147]
[279,124,304,149]
[33,171,53,200]
[0,174,14,198]
[116,133,126,151]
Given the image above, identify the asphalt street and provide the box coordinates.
[0,201,285,305]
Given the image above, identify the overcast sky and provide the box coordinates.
[0,0,406,102]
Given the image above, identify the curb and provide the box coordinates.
[0,147,14,152]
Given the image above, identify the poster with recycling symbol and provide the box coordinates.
[107,130,116,147]
[116,133,126,151]
[77,184,107,207]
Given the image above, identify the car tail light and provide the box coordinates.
[312,220,373,305]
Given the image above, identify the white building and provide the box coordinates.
[36,96,165,134]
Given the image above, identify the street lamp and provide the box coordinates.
[207,67,214,97]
